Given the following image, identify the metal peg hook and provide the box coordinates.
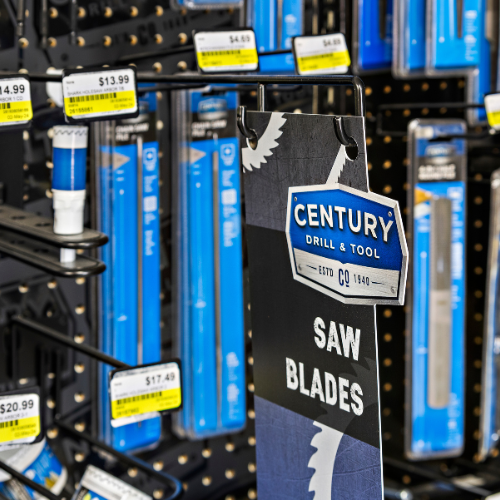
[334,116,356,146]
[237,106,258,149]
[257,83,266,112]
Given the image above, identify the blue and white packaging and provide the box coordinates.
[478,169,500,461]
[73,465,151,500]
[51,125,88,237]
[467,0,497,125]
[406,119,466,460]
[393,0,426,77]
[97,88,162,452]
[247,0,302,73]
[172,88,246,439]
[353,0,393,73]
[0,440,67,499]
[426,0,481,75]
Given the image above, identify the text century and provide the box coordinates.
[293,204,394,243]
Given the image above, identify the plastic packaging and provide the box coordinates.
[352,0,393,73]
[52,125,88,235]
[247,0,303,73]
[466,0,498,125]
[406,119,467,460]
[172,86,246,439]
[97,87,161,452]
[426,0,481,76]
[392,0,426,77]
[478,169,500,461]
[0,440,67,500]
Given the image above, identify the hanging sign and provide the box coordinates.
[241,110,407,500]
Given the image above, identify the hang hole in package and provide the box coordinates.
[240,97,407,497]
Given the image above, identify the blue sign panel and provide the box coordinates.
[286,183,407,305]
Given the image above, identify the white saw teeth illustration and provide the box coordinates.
[308,422,344,500]
[326,143,353,185]
[242,112,287,171]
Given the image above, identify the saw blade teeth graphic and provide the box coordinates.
[242,112,287,172]
[308,422,344,500]
[326,144,350,185]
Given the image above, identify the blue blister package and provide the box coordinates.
[467,0,497,124]
[172,88,246,439]
[406,120,466,460]
[426,0,481,75]
[248,0,302,73]
[0,440,67,499]
[98,88,162,452]
[478,169,500,461]
[353,0,393,73]
[393,0,426,77]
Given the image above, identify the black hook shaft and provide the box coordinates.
[334,116,356,146]
[237,106,258,146]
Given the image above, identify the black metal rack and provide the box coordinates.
[0,0,499,498]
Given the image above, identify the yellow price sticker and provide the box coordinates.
[64,90,136,118]
[111,388,182,420]
[197,49,259,70]
[194,30,259,73]
[293,34,350,75]
[0,416,40,444]
[62,68,138,121]
[297,50,351,73]
[110,361,182,425]
[487,111,500,128]
[0,100,33,124]
[0,77,33,127]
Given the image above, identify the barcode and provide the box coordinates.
[0,103,11,110]
[201,50,242,56]
[69,93,117,103]
[304,53,340,59]
[0,420,18,429]
[116,392,163,405]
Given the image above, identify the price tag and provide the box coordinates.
[485,93,500,130]
[194,29,259,73]
[109,361,182,427]
[62,67,138,123]
[292,33,350,75]
[0,76,32,130]
[75,465,152,500]
[0,393,40,447]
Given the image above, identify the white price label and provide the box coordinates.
[0,393,40,446]
[62,68,138,121]
[293,33,350,75]
[110,362,181,426]
[194,30,259,73]
[0,77,32,127]
[78,465,152,500]
[485,93,500,130]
